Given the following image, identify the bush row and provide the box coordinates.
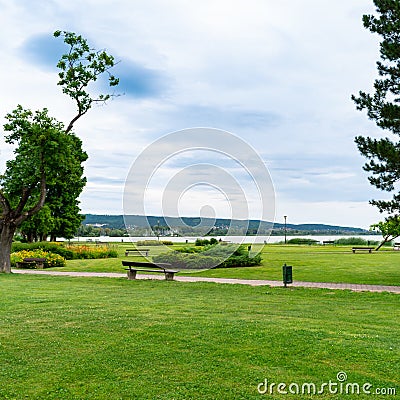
[280,237,385,246]
[153,244,262,269]
[333,237,381,246]
[195,238,218,246]
[136,240,174,246]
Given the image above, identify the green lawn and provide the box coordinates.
[49,244,400,286]
[0,274,398,399]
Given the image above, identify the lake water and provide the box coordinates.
[71,234,382,244]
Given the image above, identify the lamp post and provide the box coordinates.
[284,215,287,244]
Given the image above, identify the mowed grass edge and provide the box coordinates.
[0,274,399,399]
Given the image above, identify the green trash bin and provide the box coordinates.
[283,264,293,287]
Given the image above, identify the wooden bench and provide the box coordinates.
[393,242,400,250]
[124,248,150,257]
[122,261,179,281]
[322,240,335,245]
[16,257,47,269]
[352,247,374,253]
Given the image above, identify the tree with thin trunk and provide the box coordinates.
[370,215,400,250]
[0,31,119,272]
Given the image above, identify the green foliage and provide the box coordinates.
[333,237,378,246]
[152,251,222,270]
[18,205,55,242]
[2,106,88,242]
[175,246,203,253]
[371,215,400,249]
[54,30,119,126]
[286,238,319,245]
[195,238,218,246]
[154,244,262,269]
[11,250,66,268]
[352,1,400,214]
[218,246,262,268]
[3,106,68,196]
[136,240,163,246]
[0,30,119,273]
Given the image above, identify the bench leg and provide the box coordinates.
[165,272,175,281]
[127,270,137,280]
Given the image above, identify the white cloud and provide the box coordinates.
[0,0,389,228]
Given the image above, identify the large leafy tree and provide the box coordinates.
[18,133,87,242]
[0,31,119,272]
[19,205,55,243]
[352,1,400,215]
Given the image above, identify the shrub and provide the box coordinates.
[195,238,218,246]
[334,237,380,246]
[136,240,163,246]
[153,251,222,270]
[153,244,262,269]
[11,250,66,268]
[175,246,203,254]
[218,246,262,268]
[287,238,319,245]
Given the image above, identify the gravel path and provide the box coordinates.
[11,269,400,294]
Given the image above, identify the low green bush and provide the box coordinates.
[154,244,262,269]
[334,237,380,246]
[136,240,163,246]
[11,250,66,268]
[287,238,319,245]
[218,246,262,268]
[175,246,203,254]
[153,251,222,269]
[195,238,218,246]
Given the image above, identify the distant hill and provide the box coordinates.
[82,214,369,235]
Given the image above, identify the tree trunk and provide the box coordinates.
[0,223,16,273]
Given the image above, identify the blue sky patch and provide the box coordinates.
[21,32,165,98]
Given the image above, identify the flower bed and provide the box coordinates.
[11,250,66,268]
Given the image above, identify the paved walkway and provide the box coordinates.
[11,269,400,294]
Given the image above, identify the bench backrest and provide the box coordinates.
[122,261,171,269]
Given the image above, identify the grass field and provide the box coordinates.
[0,274,399,399]
[49,243,400,286]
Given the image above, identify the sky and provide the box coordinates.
[0,0,392,229]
